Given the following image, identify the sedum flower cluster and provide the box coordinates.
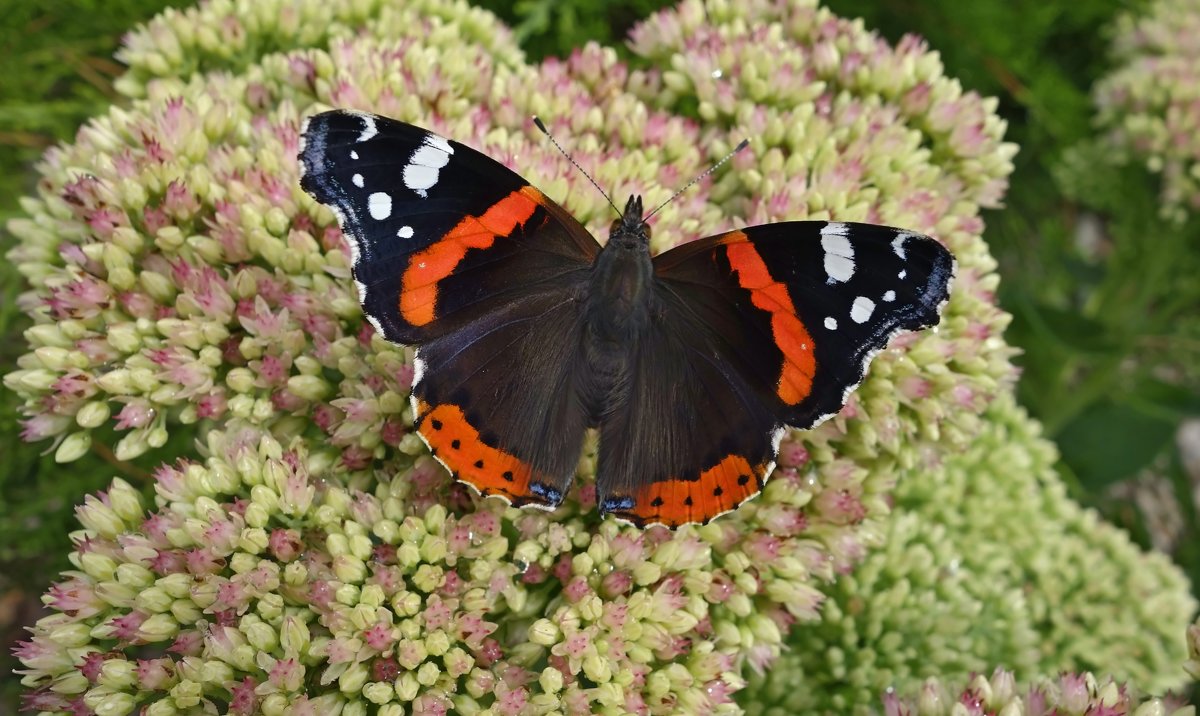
[745,396,1197,714]
[5,0,1194,713]
[1093,0,1200,221]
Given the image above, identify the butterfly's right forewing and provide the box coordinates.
[298,110,600,344]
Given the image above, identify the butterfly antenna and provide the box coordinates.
[532,116,622,218]
[644,138,750,222]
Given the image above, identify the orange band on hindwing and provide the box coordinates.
[415,399,552,507]
[723,233,817,405]
[608,454,768,528]
[400,187,540,326]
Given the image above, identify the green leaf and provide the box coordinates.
[1056,400,1179,490]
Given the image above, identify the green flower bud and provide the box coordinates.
[416,661,440,686]
[113,430,151,461]
[113,563,153,589]
[93,691,137,716]
[261,694,288,716]
[244,619,278,652]
[169,599,202,624]
[138,613,179,642]
[95,369,136,395]
[78,552,119,582]
[284,561,309,586]
[334,583,360,606]
[338,661,370,694]
[144,698,177,716]
[97,659,136,689]
[24,323,71,348]
[56,432,93,463]
[333,555,368,584]
[425,629,451,657]
[394,637,427,671]
[632,561,662,586]
[395,672,419,702]
[134,587,174,613]
[363,681,394,705]
[540,666,564,694]
[419,534,448,564]
[411,564,443,593]
[391,590,421,618]
[169,678,203,708]
[10,368,56,392]
[286,374,331,401]
[528,619,559,646]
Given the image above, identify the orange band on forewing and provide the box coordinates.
[619,454,766,528]
[400,188,540,325]
[415,400,538,504]
[723,234,817,404]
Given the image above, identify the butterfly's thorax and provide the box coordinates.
[579,197,654,421]
[587,239,653,340]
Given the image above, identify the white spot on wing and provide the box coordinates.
[821,223,855,283]
[411,144,452,168]
[352,173,364,188]
[356,114,378,143]
[851,296,875,323]
[403,134,454,199]
[425,134,453,154]
[898,270,907,280]
[397,226,414,239]
[403,165,441,198]
[883,290,896,302]
[368,192,392,220]
[349,150,358,160]
[892,233,909,260]
[824,317,838,330]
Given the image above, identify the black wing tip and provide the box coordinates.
[919,237,957,322]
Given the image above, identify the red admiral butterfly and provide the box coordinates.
[298,110,954,528]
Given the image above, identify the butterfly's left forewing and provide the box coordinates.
[597,221,954,528]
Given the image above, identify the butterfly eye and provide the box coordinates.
[642,223,652,241]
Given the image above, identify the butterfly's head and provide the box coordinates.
[609,195,651,248]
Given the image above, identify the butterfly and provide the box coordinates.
[297,109,955,529]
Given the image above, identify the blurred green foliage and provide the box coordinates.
[0,1,185,705]
[0,2,190,540]
[1,0,1197,706]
